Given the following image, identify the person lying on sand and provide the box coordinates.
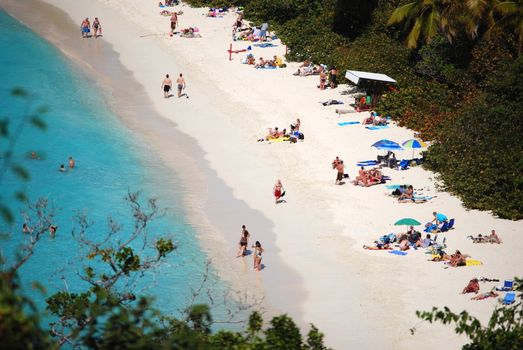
[447,250,470,267]
[471,291,498,300]
[398,185,414,201]
[354,167,383,187]
[265,127,279,140]
[363,243,392,250]
[462,278,480,294]
[255,57,267,68]
[467,230,502,244]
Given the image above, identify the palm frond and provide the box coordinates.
[388,2,418,25]
[407,17,423,48]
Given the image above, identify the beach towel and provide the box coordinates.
[267,137,290,143]
[253,42,277,48]
[386,185,402,189]
[466,259,483,266]
[357,160,378,166]
[389,250,407,256]
[358,160,378,164]
[255,66,277,69]
[412,196,433,202]
[338,121,360,126]
[365,125,389,130]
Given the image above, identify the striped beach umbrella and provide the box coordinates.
[402,139,427,159]
[371,139,403,151]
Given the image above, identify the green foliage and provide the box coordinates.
[417,277,523,349]
[0,273,52,350]
[332,0,379,38]
[425,56,523,219]
[265,314,303,349]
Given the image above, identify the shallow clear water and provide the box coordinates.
[0,9,231,325]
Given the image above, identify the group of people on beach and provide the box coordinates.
[80,17,102,38]
[258,118,301,143]
[293,60,338,89]
[161,73,187,98]
[236,225,264,271]
[353,166,383,187]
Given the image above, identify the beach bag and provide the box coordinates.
[298,133,304,140]
[392,189,401,196]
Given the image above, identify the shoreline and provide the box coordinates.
[3,0,522,349]
[0,0,296,324]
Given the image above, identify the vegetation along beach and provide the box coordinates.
[1,0,522,349]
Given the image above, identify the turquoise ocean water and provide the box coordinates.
[0,9,230,325]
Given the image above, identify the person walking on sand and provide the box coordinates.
[68,156,75,168]
[273,179,284,204]
[237,225,250,257]
[170,12,178,34]
[161,74,172,98]
[93,17,102,38]
[335,160,345,185]
[81,18,91,38]
[253,241,264,271]
[177,73,187,98]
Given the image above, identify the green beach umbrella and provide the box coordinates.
[394,218,421,226]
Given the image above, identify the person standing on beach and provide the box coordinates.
[335,160,344,185]
[273,179,284,204]
[93,17,102,38]
[161,74,172,98]
[170,12,178,34]
[176,73,186,98]
[253,241,264,271]
[81,18,90,38]
[237,225,250,257]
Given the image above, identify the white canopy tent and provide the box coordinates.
[345,70,397,85]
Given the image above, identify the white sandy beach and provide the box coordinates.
[3,0,522,348]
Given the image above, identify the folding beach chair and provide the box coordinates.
[496,280,514,291]
[398,159,409,170]
[503,292,516,305]
[439,221,450,232]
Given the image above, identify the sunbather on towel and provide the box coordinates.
[363,243,391,250]
[462,278,480,294]
[471,291,498,300]
[398,185,414,201]
[255,57,266,68]
[468,230,502,244]
[447,250,469,267]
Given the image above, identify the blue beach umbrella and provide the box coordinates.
[371,139,403,151]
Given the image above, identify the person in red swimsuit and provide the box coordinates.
[273,179,284,204]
